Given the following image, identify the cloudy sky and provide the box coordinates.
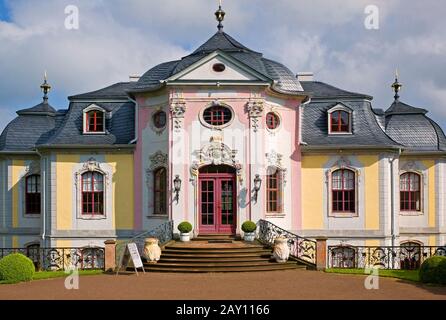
[0,0,445,131]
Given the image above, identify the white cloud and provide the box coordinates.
[0,0,445,132]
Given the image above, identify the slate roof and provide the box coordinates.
[384,100,446,151]
[42,101,135,146]
[301,89,400,148]
[68,82,133,100]
[0,101,60,152]
[300,81,372,100]
[131,31,304,94]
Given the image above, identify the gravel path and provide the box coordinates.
[0,270,444,300]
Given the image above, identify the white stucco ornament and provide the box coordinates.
[143,238,162,264]
[272,236,290,263]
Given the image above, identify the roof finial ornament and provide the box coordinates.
[40,71,52,104]
[391,69,402,102]
[215,0,226,32]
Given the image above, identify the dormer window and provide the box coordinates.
[328,104,352,134]
[83,105,106,134]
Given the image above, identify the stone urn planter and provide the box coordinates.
[243,232,256,242]
[272,236,290,263]
[143,238,161,264]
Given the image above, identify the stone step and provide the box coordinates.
[160,252,272,259]
[143,263,304,273]
[162,248,272,255]
[145,261,296,268]
[158,257,272,263]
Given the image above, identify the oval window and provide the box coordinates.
[212,63,226,72]
[203,105,232,126]
[266,112,280,130]
[153,111,167,129]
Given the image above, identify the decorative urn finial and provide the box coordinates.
[391,69,402,102]
[40,71,52,104]
[215,0,226,32]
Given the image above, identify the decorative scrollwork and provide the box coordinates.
[257,219,317,266]
[0,247,105,271]
[247,100,264,132]
[328,244,446,270]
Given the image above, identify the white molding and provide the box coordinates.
[74,158,112,220]
[327,103,353,135]
[82,104,107,135]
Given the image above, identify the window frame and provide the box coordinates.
[83,105,107,135]
[81,171,105,216]
[399,171,422,214]
[328,167,358,217]
[266,112,281,131]
[266,167,284,214]
[152,110,167,129]
[153,167,168,215]
[327,104,353,135]
[25,174,41,215]
[199,102,235,129]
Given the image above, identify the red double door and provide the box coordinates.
[199,173,236,235]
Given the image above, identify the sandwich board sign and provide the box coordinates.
[117,242,145,276]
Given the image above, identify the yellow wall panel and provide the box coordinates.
[361,156,380,230]
[301,155,328,229]
[105,154,134,230]
[365,239,380,246]
[11,160,25,228]
[56,154,80,230]
[421,160,436,228]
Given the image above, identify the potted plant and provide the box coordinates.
[178,221,193,242]
[242,221,257,242]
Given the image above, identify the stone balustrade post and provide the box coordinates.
[316,237,328,271]
[104,240,117,272]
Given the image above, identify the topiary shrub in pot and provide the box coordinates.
[242,221,257,242]
[419,256,446,285]
[0,253,35,284]
[178,221,193,242]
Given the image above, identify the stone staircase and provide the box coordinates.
[141,235,307,273]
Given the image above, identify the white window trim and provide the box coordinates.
[326,166,360,218]
[20,161,42,218]
[83,104,107,135]
[327,104,353,135]
[265,166,286,215]
[146,151,169,217]
[399,170,426,216]
[74,158,112,220]
[199,101,235,130]
[265,111,282,133]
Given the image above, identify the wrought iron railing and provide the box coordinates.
[257,219,317,266]
[328,245,446,270]
[115,220,174,267]
[0,247,105,271]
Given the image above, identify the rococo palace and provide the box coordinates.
[1,6,445,271]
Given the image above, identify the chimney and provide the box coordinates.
[129,75,140,82]
[296,72,314,82]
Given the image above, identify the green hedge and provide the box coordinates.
[0,253,35,283]
[419,256,446,285]
[241,221,257,233]
[178,221,193,234]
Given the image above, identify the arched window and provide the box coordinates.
[400,172,421,212]
[400,241,422,270]
[332,169,355,213]
[82,172,104,215]
[330,110,351,133]
[25,175,41,215]
[86,110,105,133]
[153,168,167,215]
[266,167,283,213]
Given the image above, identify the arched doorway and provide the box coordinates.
[199,165,237,235]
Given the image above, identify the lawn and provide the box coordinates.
[325,268,420,282]
[0,269,104,285]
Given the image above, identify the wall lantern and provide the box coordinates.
[173,175,182,203]
[253,174,262,203]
